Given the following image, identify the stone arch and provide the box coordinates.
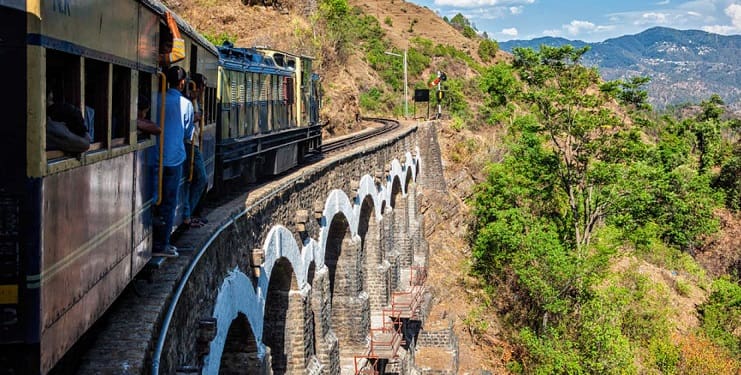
[203,270,266,374]
[264,257,303,374]
[357,193,386,312]
[324,210,369,355]
[391,174,411,271]
[219,313,260,374]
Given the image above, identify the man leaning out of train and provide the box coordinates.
[46,89,90,154]
[152,66,194,258]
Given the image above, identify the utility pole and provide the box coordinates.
[384,49,408,118]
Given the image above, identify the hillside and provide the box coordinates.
[501,27,741,114]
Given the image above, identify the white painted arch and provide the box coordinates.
[202,151,421,374]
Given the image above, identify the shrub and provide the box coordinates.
[359,88,383,111]
[699,276,741,358]
[478,38,499,62]
[677,333,740,374]
[203,31,236,46]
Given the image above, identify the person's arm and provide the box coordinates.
[137,118,161,135]
[159,11,185,65]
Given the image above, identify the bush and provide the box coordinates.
[715,147,741,211]
[203,31,236,46]
[359,88,383,111]
[699,276,741,358]
[478,39,499,62]
[677,333,740,374]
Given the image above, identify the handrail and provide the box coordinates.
[156,72,167,205]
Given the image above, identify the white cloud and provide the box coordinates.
[656,0,670,5]
[636,12,669,25]
[702,3,741,34]
[541,19,615,40]
[509,6,523,15]
[686,11,702,17]
[501,27,519,36]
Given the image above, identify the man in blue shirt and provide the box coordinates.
[153,66,194,257]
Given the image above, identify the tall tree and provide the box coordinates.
[513,45,623,251]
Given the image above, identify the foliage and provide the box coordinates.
[513,45,621,251]
[317,0,352,58]
[600,76,652,111]
[449,13,477,38]
[359,87,383,111]
[715,145,741,211]
[676,333,740,374]
[699,276,741,358]
[438,78,469,118]
[479,62,520,107]
[478,38,499,62]
[203,31,236,46]
[384,16,392,26]
[470,44,730,373]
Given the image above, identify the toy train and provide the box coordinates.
[0,1,321,373]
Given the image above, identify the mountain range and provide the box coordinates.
[500,27,741,112]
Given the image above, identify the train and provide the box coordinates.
[0,1,322,374]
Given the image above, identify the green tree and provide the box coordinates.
[513,45,621,251]
[478,38,499,62]
[449,13,477,38]
[600,76,652,111]
[479,62,520,107]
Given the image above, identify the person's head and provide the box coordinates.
[193,73,206,92]
[138,94,150,118]
[47,89,54,108]
[187,73,206,99]
[166,66,187,90]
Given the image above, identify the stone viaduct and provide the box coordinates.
[79,121,449,375]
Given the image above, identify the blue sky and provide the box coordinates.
[406,0,741,41]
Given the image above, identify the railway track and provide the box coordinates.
[321,117,401,154]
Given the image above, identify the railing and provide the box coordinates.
[389,266,427,320]
[354,355,379,375]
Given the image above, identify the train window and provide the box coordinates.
[137,72,153,142]
[84,58,110,149]
[111,65,131,147]
[190,45,198,74]
[285,77,294,105]
[46,50,81,108]
[205,86,216,124]
[46,50,82,159]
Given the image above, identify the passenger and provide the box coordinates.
[46,90,91,154]
[152,66,194,258]
[182,73,208,228]
[136,94,161,137]
[158,11,185,67]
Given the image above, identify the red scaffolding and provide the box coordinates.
[353,266,427,374]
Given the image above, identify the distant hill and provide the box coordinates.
[501,27,741,112]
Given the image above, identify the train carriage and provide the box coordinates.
[0,1,218,373]
[217,44,322,183]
